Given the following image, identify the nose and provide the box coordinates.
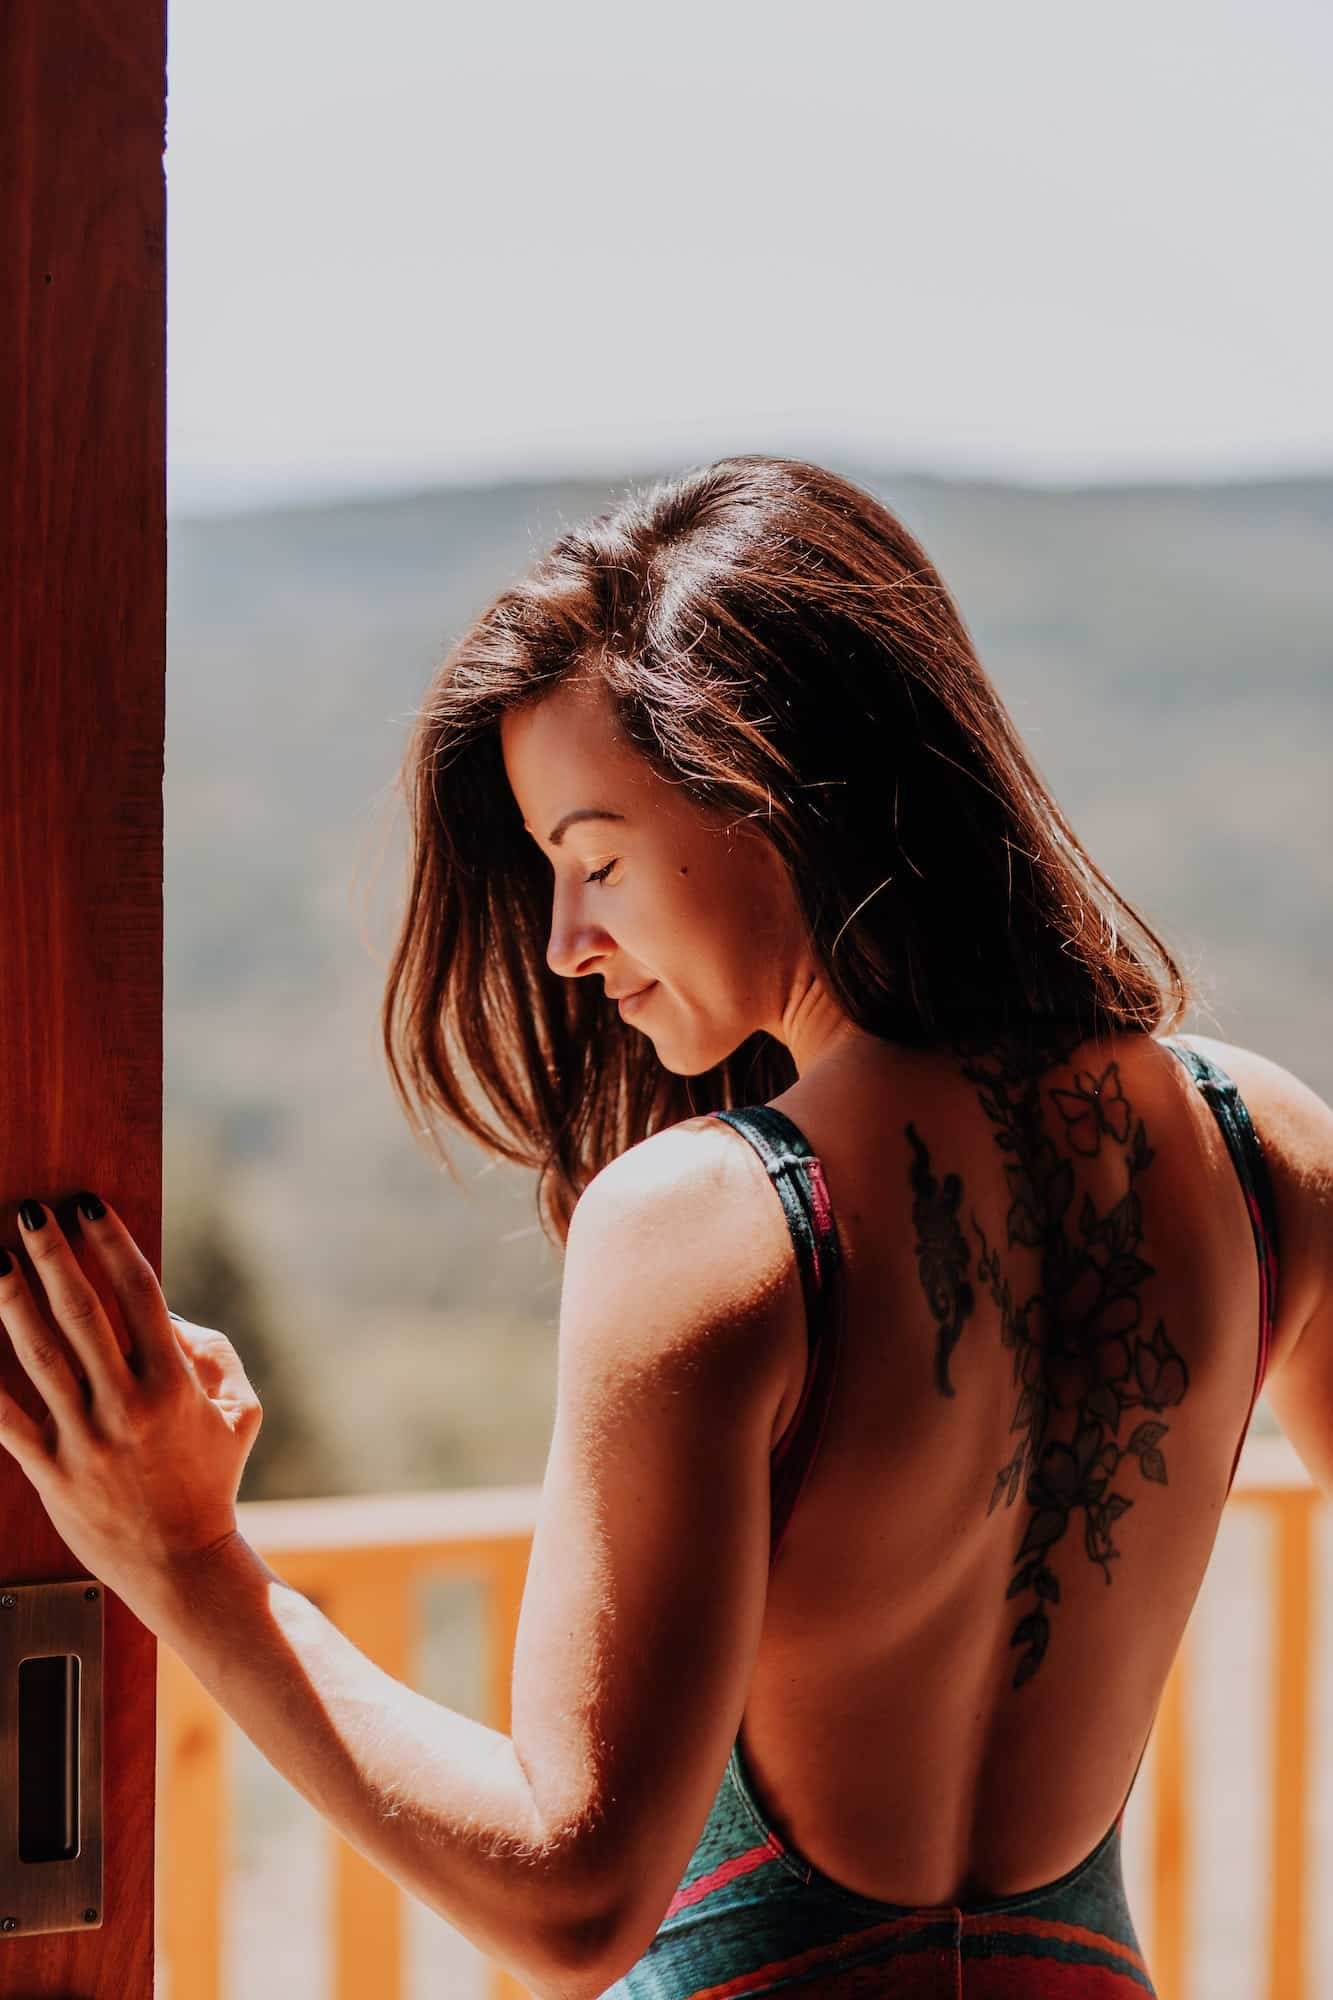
[545,882,613,982]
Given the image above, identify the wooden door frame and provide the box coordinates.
[1,1,167,1989]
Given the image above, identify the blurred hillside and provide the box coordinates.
[162,462,1332,1500]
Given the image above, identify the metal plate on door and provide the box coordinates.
[0,1579,104,1937]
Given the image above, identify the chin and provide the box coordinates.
[654,1023,757,1079]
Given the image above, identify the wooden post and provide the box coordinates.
[487,1538,535,2000]
[0,0,166,1990]
[1267,1489,1316,2000]
[1149,1639,1191,2000]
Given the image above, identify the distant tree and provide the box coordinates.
[161,1124,338,1501]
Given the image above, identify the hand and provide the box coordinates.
[0,1193,263,1620]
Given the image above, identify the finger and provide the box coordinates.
[169,1314,255,1406]
[0,1253,94,1437]
[167,1314,221,1391]
[0,1382,50,1471]
[66,1196,188,1387]
[15,1202,134,1407]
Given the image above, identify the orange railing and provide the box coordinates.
[1140,1434,1320,2000]
[154,1436,1321,2000]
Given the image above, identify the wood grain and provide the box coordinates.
[0,0,166,1988]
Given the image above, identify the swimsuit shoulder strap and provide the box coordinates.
[710,1104,845,1564]
[1160,1034,1281,1491]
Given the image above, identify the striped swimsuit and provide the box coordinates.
[601,1036,1281,1998]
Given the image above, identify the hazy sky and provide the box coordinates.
[165,0,1332,516]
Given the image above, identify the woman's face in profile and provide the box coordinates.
[499,671,809,1076]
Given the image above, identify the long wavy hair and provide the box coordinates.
[379,454,1190,1244]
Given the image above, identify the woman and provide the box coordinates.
[1,453,1330,1999]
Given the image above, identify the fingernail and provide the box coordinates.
[76,1192,106,1221]
[18,1201,46,1232]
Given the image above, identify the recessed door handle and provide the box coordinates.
[0,1579,104,1938]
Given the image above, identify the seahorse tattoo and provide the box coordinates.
[905,1028,1191,1690]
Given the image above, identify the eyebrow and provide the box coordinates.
[537,807,628,847]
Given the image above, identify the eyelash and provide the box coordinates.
[584,859,618,886]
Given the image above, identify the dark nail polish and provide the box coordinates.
[0,1249,11,1276]
[18,1201,46,1232]
[76,1192,106,1221]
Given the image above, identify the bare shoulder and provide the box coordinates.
[1167,1031,1333,1285]
[562,1112,807,1397]
[1171,1033,1333,1483]
[572,1111,787,1256]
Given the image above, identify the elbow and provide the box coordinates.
[539,1917,627,2000]
[533,1860,656,2000]
[505,1901,624,2000]
[542,1889,665,2000]
[546,1944,649,2000]
[514,1795,663,1997]
[483,1902,620,2000]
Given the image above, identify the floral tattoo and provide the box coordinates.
[905,1029,1190,1690]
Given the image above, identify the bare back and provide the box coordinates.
[717,1026,1298,1908]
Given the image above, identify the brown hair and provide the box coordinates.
[379,453,1190,1243]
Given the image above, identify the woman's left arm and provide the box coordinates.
[137,1526,576,1993]
[0,1129,791,1999]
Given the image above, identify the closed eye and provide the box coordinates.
[585,859,618,886]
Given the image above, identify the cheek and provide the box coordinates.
[643,837,794,979]
[721,840,793,936]
[695,853,793,974]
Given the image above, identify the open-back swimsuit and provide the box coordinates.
[602,1036,1281,1998]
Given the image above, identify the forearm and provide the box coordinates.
[144,1532,596,1997]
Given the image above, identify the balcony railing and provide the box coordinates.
[154,1435,1320,2000]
